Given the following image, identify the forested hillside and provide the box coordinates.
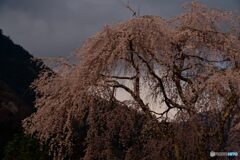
[0,29,50,158]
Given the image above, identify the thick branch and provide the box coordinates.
[185,54,230,63]
[135,53,191,113]
[172,48,189,106]
[106,79,152,117]
[129,42,140,97]
[100,74,136,80]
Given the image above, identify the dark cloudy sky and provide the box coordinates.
[0,0,239,57]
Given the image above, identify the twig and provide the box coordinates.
[119,0,137,17]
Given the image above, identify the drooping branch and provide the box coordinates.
[105,79,152,117]
[155,107,173,119]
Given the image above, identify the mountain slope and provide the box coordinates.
[0,29,49,157]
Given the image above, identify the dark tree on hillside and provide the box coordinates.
[0,30,50,158]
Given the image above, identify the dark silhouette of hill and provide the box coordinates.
[0,29,50,158]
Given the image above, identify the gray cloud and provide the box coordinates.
[0,0,239,56]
